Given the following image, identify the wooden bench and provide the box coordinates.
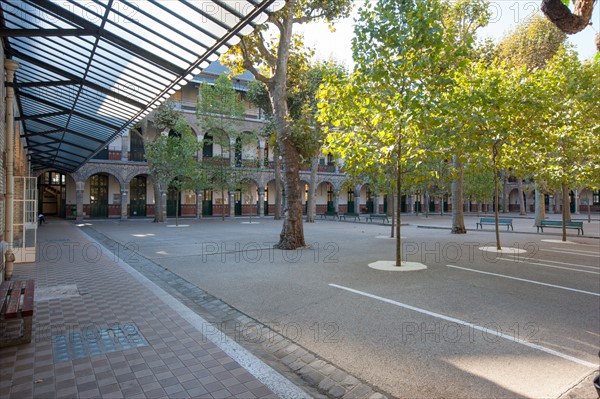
[339,212,361,222]
[318,211,339,220]
[537,220,584,235]
[476,217,513,231]
[0,280,34,347]
[368,214,389,224]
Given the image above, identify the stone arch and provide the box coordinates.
[74,164,126,188]
[508,188,520,212]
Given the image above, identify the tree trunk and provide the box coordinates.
[221,191,226,221]
[396,161,402,266]
[451,155,466,234]
[152,179,163,223]
[562,183,568,241]
[588,193,592,223]
[269,6,305,250]
[501,169,508,213]
[306,153,318,223]
[493,148,502,250]
[541,0,595,34]
[518,178,526,215]
[534,186,546,226]
[390,192,395,238]
[274,147,282,220]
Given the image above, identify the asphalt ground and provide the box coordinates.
[80,214,600,398]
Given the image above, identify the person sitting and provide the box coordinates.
[38,213,46,225]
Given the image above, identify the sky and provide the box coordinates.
[296,1,600,67]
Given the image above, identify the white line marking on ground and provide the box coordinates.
[523,261,600,274]
[526,258,600,270]
[550,247,600,255]
[446,265,600,297]
[496,258,600,274]
[329,283,596,369]
[541,249,600,258]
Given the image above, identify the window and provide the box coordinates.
[203,133,213,158]
[130,130,145,161]
[593,190,600,205]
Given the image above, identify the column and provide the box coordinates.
[229,192,235,217]
[161,190,168,223]
[373,194,380,214]
[354,188,361,214]
[258,187,265,217]
[3,60,19,280]
[120,189,128,220]
[333,190,340,214]
[196,191,202,219]
[76,181,85,222]
[574,190,579,214]
[258,138,265,168]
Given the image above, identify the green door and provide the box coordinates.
[90,174,108,218]
[202,190,213,216]
[347,189,355,214]
[130,176,147,217]
[327,185,335,213]
[234,190,242,216]
[167,186,178,217]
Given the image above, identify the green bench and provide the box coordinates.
[476,217,513,231]
[368,214,389,224]
[537,220,584,235]
[318,211,339,220]
[339,212,361,221]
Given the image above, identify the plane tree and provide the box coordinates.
[224,0,353,250]
[144,111,200,224]
[528,48,600,240]
[318,0,464,266]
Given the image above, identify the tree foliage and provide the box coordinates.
[496,15,566,71]
[319,0,488,265]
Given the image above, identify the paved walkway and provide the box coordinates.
[0,221,309,399]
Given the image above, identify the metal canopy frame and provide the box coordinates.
[1,0,279,172]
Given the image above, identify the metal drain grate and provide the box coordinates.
[52,322,148,362]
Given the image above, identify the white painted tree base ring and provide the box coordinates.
[368,260,427,271]
[166,225,190,228]
[241,222,260,224]
[375,235,406,239]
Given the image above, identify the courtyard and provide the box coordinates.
[6,214,596,398]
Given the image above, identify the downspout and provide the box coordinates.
[4,59,19,280]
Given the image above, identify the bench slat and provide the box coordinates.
[5,280,24,319]
[22,280,35,317]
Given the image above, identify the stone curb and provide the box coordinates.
[82,226,390,399]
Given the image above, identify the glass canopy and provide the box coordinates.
[1,0,281,172]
